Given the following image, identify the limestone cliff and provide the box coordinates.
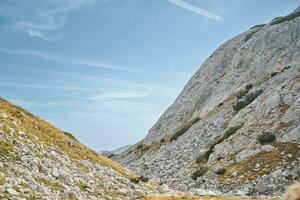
[118,7,300,196]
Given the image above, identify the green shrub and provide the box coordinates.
[130,178,140,184]
[257,132,276,144]
[195,154,206,164]
[271,72,278,77]
[139,176,149,182]
[233,89,263,111]
[198,125,241,162]
[130,176,149,184]
[215,168,226,175]
[160,138,165,143]
[191,166,208,180]
[137,144,150,151]
[78,183,89,191]
[223,126,242,140]
[245,84,253,90]
[270,11,300,25]
[170,117,200,141]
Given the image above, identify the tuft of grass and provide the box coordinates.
[191,166,208,180]
[233,89,263,111]
[34,177,64,191]
[130,176,149,184]
[270,11,300,25]
[257,132,276,144]
[0,177,6,185]
[0,140,19,161]
[78,182,89,192]
[170,117,200,142]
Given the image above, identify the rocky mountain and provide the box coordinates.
[118,7,300,196]
[0,98,160,199]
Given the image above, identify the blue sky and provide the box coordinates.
[0,0,299,151]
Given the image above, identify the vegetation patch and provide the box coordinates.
[191,166,208,180]
[0,99,135,179]
[137,143,150,151]
[0,177,6,185]
[233,89,263,111]
[257,132,276,144]
[139,195,278,200]
[270,10,300,25]
[78,182,89,192]
[196,125,242,163]
[218,143,300,185]
[170,117,200,142]
[0,140,19,161]
[130,176,149,184]
[34,177,64,191]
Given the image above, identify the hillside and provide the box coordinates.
[0,98,160,199]
[118,7,300,196]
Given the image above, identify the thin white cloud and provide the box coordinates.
[88,91,149,101]
[27,30,64,41]
[2,0,95,41]
[0,81,90,91]
[0,48,135,72]
[167,0,224,21]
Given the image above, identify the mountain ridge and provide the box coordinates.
[118,6,300,196]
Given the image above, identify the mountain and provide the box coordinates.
[111,145,132,154]
[118,7,300,196]
[0,98,160,199]
[100,145,132,158]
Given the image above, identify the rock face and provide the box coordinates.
[118,7,300,196]
[0,99,159,199]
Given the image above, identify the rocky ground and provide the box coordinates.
[118,7,300,197]
[0,98,160,199]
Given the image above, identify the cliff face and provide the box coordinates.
[119,7,300,196]
[0,99,158,199]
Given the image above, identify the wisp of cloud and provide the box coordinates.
[167,0,224,21]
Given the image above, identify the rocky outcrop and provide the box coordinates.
[0,99,159,199]
[118,7,300,196]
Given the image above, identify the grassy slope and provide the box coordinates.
[0,98,134,178]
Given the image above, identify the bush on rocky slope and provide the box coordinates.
[170,117,200,142]
[191,166,208,180]
[196,125,242,164]
[233,89,263,111]
[257,132,276,144]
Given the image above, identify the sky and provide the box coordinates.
[0,0,299,151]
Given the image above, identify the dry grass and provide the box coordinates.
[218,143,300,184]
[0,98,134,178]
[139,194,279,200]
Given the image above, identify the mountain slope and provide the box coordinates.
[0,98,158,199]
[118,7,300,196]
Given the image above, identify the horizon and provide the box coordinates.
[0,0,299,151]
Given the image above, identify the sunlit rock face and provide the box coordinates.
[119,7,300,196]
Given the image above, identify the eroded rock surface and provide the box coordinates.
[118,7,300,196]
